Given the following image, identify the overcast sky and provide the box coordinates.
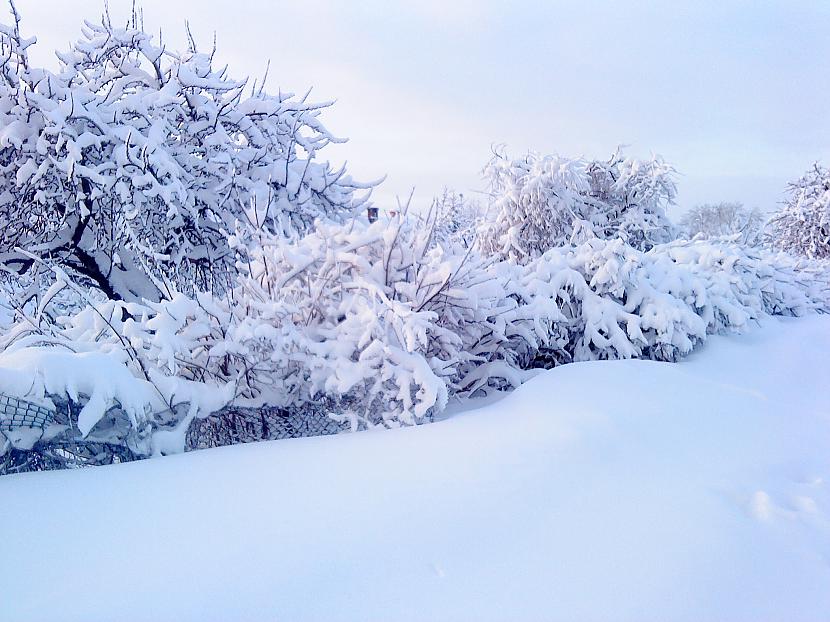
[14,0,830,214]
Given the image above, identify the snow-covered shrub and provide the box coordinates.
[478,147,676,262]
[510,238,830,365]
[677,202,764,246]
[224,216,562,427]
[585,149,677,251]
[766,163,830,259]
[529,240,708,362]
[229,225,828,424]
[477,151,588,262]
[0,6,373,302]
[518,242,713,365]
[655,239,830,320]
[0,213,560,462]
[0,277,235,466]
[430,188,481,247]
[2,221,828,473]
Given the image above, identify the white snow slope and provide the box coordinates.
[1,316,829,622]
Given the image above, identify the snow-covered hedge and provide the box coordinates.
[530,238,830,363]
[2,219,828,471]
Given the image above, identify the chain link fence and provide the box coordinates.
[0,394,55,432]
[186,405,348,451]
[1,391,352,473]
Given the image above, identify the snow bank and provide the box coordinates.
[1,315,828,621]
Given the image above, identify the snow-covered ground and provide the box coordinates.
[2,316,829,622]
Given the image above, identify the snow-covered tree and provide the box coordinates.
[0,5,372,301]
[430,188,481,247]
[766,163,830,259]
[678,202,764,245]
[584,148,676,250]
[477,147,676,262]
[477,150,587,262]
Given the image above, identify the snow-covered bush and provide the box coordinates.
[585,149,677,251]
[516,238,829,365]
[230,232,828,402]
[477,151,589,262]
[0,276,235,469]
[523,240,709,363]
[0,6,372,302]
[677,202,764,246]
[478,147,676,262]
[4,227,827,474]
[657,240,830,318]
[224,215,562,428]
[430,188,481,247]
[0,213,555,465]
[766,163,830,259]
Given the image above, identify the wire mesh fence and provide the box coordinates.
[2,392,352,474]
[0,394,55,431]
[186,405,348,450]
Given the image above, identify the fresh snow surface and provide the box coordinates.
[2,316,829,622]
